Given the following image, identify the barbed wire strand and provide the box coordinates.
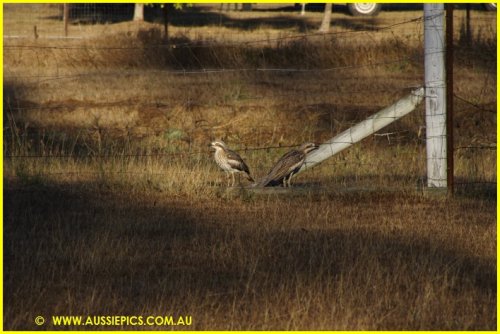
[453,93,496,113]
[4,56,421,82]
[5,140,496,160]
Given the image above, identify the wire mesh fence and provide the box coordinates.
[3,3,496,194]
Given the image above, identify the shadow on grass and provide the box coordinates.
[57,4,314,32]
[169,7,313,32]
[4,178,496,330]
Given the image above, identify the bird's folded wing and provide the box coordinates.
[258,150,304,186]
[226,149,250,173]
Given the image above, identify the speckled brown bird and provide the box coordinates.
[257,142,319,187]
[210,140,254,186]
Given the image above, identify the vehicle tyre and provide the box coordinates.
[347,3,382,16]
[484,3,497,11]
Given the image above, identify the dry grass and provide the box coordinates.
[4,180,496,330]
[3,4,497,331]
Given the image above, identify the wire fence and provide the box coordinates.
[4,4,496,193]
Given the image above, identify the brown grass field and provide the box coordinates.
[3,4,497,330]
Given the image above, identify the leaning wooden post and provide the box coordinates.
[424,4,447,189]
[63,4,69,37]
[298,87,425,173]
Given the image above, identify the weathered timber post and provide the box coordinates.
[446,4,454,194]
[298,88,425,173]
[424,4,447,189]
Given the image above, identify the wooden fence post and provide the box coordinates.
[298,88,425,173]
[446,4,454,195]
[424,4,447,189]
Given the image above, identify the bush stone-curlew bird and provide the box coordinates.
[257,142,319,187]
[209,141,254,186]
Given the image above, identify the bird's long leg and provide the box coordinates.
[232,172,236,187]
[287,172,294,187]
[226,172,230,187]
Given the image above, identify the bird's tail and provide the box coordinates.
[252,176,270,188]
[245,173,254,182]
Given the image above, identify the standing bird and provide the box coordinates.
[209,141,254,186]
[257,142,319,187]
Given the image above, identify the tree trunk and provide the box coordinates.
[242,3,252,11]
[163,4,169,42]
[133,4,144,22]
[63,4,69,36]
[318,3,332,33]
[300,3,306,16]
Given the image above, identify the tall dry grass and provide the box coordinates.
[3,4,496,330]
